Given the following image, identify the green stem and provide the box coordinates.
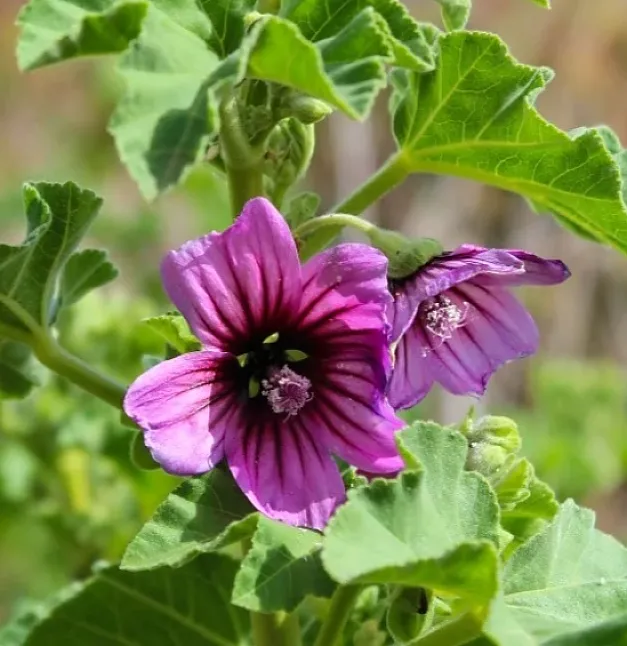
[331,151,409,215]
[219,97,265,219]
[294,213,378,241]
[226,164,265,218]
[413,611,483,646]
[33,333,126,409]
[297,153,410,258]
[313,585,362,646]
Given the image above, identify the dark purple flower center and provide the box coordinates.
[262,366,312,416]
[235,332,313,417]
[419,294,470,340]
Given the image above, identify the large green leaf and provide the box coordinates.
[475,500,627,645]
[108,5,223,200]
[280,0,437,72]
[232,516,335,612]
[122,468,257,571]
[16,0,148,71]
[245,11,390,120]
[322,422,499,604]
[390,31,627,254]
[24,554,250,646]
[197,0,256,57]
[0,182,102,338]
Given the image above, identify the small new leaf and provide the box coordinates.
[285,192,321,229]
[391,31,627,255]
[322,422,500,604]
[232,516,335,612]
[23,555,249,646]
[432,0,471,31]
[16,0,148,71]
[122,468,257,571]
[142,312,201,354]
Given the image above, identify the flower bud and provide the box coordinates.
[464,415,522,481]
[365,227,443,278]
[277,91,333,124]
[264,118,315,204]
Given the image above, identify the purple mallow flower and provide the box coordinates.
[387,245,570,409]
[124,198,403,529]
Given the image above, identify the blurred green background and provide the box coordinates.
[1,0,627,626]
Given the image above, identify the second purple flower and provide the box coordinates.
[387,245,570,409]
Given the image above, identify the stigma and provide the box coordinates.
[262,365,313,417]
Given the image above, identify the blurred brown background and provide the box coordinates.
[1,0,627,618]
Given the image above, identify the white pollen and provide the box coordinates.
[261,365,313,417]
[420,294,471,342]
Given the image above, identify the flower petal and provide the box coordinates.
[388,327,436,409]
[161,197,301,350]
[296,243,392,341]
[311,356,405,473]
[225,414,345,530]
[124,351,237,475]
[423,283,538,396]
[388,246,524,342]
[475,250,570,287]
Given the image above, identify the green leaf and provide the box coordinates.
[122,468,257,571]
[543,614,627,646]
[232,516,335,612]
[280,0,437,72]
[432,0,471,30]
[479,500,627,645]
[108,5,226,199]
[16,0,148,71]
[0,181,102,337]
[245,11,390,120]
[285,191,321,229]
[322,422,499,603]
[141,311,201,354]
[197,0,256,57]
[24,554,250,646]
[0,341,40,399]
[391,31,627,255]
[59,249,118,309]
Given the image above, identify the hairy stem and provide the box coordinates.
[219,97,265,219]
[413,611,483,646]
[33,333,126,409]
[313,585,362,646]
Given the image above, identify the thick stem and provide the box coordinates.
[294,213,378,241]
[219,97,266,219]
[33,334,126,409]
[312,585,362,646]
[226,163,265,218]
[413,611,483,646]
